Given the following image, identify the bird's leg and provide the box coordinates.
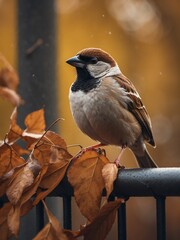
[114,145,127,168]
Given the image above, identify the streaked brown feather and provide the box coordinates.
[114,74,156,147]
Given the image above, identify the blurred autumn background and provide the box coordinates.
[0,0,180,239]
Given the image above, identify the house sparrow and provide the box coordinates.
[66,48,157,168]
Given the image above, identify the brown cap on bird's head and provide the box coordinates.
[77,48,116,67]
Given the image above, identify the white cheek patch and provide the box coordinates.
[87,61,111,78]
[87,62,121,78]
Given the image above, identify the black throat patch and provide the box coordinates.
[71,67,100,93]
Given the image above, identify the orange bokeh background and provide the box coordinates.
[0,0,180,239]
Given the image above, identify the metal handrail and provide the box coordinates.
[51,167,180,198]
[114,167,180,197]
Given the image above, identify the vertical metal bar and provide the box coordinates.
[63,196,72,229]
[18,0,58,128]
[18,1,58,238]
[156,197,166,240]
[118,201,127,240]
[36,201,44,232]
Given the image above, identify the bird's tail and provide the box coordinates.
[135,148,158,168]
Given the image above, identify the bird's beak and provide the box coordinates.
[66,55,85,68]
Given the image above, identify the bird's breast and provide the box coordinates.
[69,77,141,146]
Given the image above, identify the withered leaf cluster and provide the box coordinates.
[0,109,72,239]
[0,92,121,239]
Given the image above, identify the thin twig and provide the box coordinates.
[67,144,83,150]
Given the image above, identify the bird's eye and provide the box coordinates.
[90,57,98,64]
[79,55,91,62]
[78,55,98,64]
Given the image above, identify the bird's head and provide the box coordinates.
[66,48,121,78]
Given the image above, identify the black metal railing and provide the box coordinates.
[43,167,180,240]
[114,168,180,240]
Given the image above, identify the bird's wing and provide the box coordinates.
[114,74,155,147]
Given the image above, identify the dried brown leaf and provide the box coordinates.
[0,57,21,107]
[79,199,122,240]
[102,163,118,199]
[6,157,41,205]
[20,165,48,206]
[6,200,33,239]
[27,156,42,177]
[0,163,26,197]
[0,203,12,224]
[23,130,66,151]
[22,122,68,152]
[0,67,19,90]
[33,201,68,240]
[8,203,21,238]
[7,107,23,143]
[20,199,34,216]
[0,202,12,240]
[33,223,54,239]
[67,150,109,221]
[23,135,42,150]
[0,177,10,197]
[24,109,46,134]
[33,160,69,205]
[63,229,80,240]
[43,131,67,148]
[0,144,25,177]
[33,131,72,166]
[43,201,68,239]
[7,166,48,238]
[11,143,30,156]
[33,142,52,166]
[50,145,72,163]
[0,86,22,106]
[6,163,35,205]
